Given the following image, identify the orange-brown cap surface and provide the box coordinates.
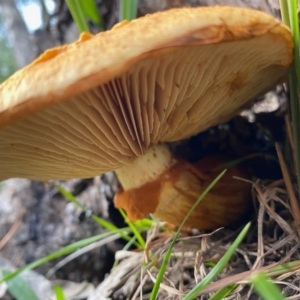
[0,6,293,180]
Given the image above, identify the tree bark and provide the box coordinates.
[38,0,50,28]
[0,0,37,68]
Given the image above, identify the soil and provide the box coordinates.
[0,174,123,285]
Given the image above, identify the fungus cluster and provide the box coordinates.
[0,6,293,229]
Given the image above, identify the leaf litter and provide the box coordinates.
[89,176,300,299]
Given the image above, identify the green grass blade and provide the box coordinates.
[250,273,285,300]
[2,270,39,300]
[56,184,116,231]
[208,284,237,300]
[133,218,154,228]
[183,222,251,300]
[119,0,138,21]
[65,0,89,32]
[55,184,85,210]
[56,184,118,230]
[265,260,300,277]
[54,285,65,300]
[0,226,148,284]
[288,66,300,192]
[81,0,104,30]
[287,0,300,83]
[55,184,144,247]
[280,0,290,26]
[91,214,120,232]
[150,170,227,300]
[280,0,300,195]
[119,208,145,249]
[288,0,300,194]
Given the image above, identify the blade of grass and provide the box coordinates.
[149,169,227,300]
[119,208,146,249]
[56,184,116,230]
[196,260,300,295]
[208,284,237,300]
[55,185,85,210]
[55,185,118,231]
[183,222,250,300]
[81,0,104,30]
[54,285,65,300]
[265,261,300,277]
[280,0,290,26]
[0,226,148,284]
[2,270,39,300]
[280,0,300,196]
[45,233,122,278]
[289,66,300,191]
[119,0,138,21]
[90,214,121,233]
[65,0,89,32]
[250,273,285,300]
[55,184,144,248]
[287,0,300,83]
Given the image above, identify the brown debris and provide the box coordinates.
[90,179,300,299]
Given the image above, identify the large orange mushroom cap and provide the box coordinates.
[0,6,294,181]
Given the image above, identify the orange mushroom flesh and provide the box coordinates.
[0,6,294,229]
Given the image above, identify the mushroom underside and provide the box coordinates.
[0,35,289,180]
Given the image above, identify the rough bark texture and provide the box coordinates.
[0,0,37,68]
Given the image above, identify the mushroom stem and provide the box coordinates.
[114,145,252,229]
[115,144,176,190]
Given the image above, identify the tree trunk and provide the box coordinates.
[38,0,50,28]
[0,0,37,68]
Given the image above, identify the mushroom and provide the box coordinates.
[116,150,253,229]
[0,6,293,229]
